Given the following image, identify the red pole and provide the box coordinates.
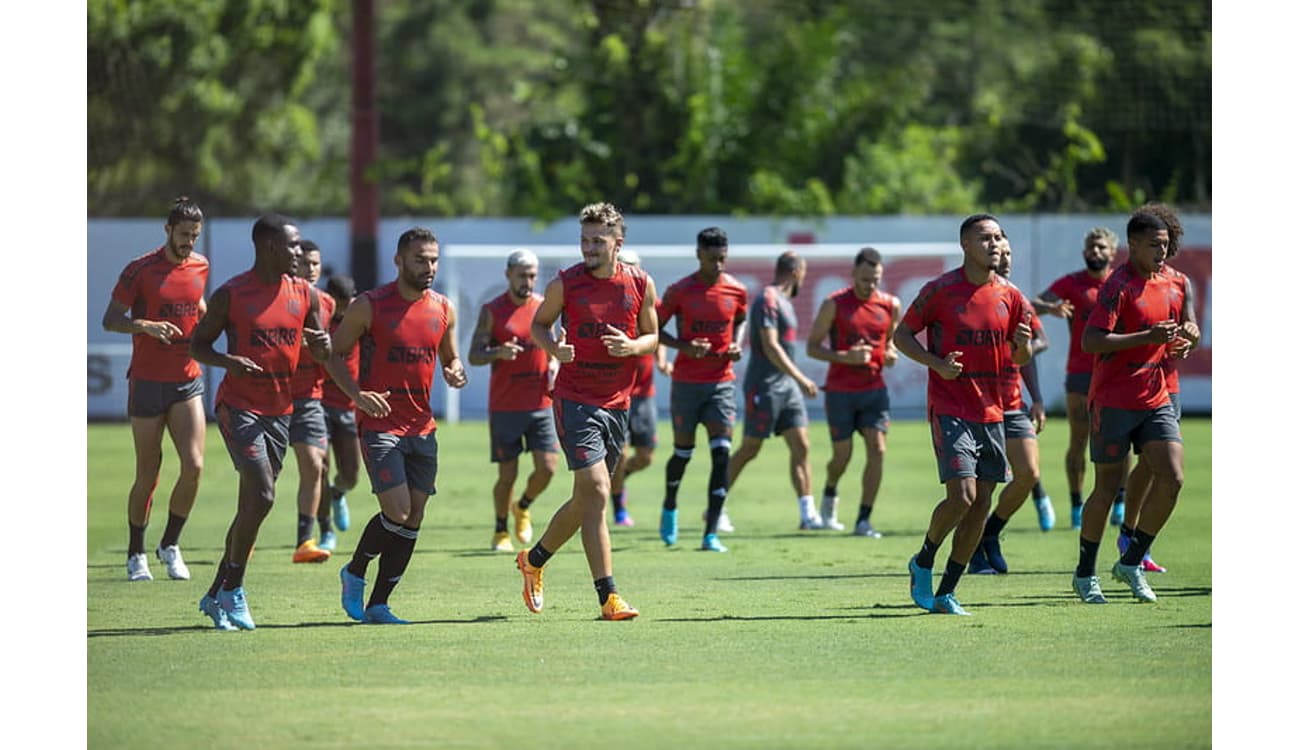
[350,0,379,292]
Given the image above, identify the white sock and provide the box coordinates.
[798,495,816,516]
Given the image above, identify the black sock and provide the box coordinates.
[1119,524,1135,541]
[935,559,965,597]
[347,513,391,579]
[1114,488,1127,506]
[856,504,873,524]
[158,513,187,549]
[1120,529,1157,566]
[1031,482,1046,501]
[368,525,418,608]
[528,543,553,570]
[917,535,941,569]
[663,447,691,511]
[128,523,147,557]
[297,513,314,546]
[983,514,1008,539]
[207,553,229,598]
[495,516,508,533]
[220,561,246,591]
[823,484,837,497]
[319,514,334,535]
[703,444,729,532]
[518,494,533,510]
[1075,537,1101,578]
[1070,492,1083,508]
[613,489,627,511]
[594,576,617,605]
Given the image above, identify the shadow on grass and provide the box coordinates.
[88,614,508,638]
[656,607,928,623]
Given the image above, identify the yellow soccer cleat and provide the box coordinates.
[512,501,533,545]
[600,593,639,621]
[293,539,332,564]
[491,531,514,552]
[516,550,544,613]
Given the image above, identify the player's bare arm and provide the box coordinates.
[468,305,521,366]
[1081,320,1180,354]
[102,298,183,344]
[303,287,333,364]
[189,287,263,376]
[440,303,469,388]
[531,277,573,362]
[658,315,710,358]
[322,294,390,418]
[1032,290,1073,319]
[805,297,870,365]
[884,297,902,366]
[604,276,659,358]
[655,343,673,376]
[759,325,817,397]
[894,321,962,380]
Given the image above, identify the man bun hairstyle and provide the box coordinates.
[168,195,204,226]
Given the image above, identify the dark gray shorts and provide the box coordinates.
[361,430,439,495]
[670,380,737,433]
[216,404,291,478]
[930,413,1009,484]
[825,388,890,442]
[554,398,628,474]
[489,408,560,463]
[628,395,658,448]
[1065,372,1092,396]
[1003,408,1037,441]
[324,404,358,440]
[1090,403,1182,464]
[743,379,807,438]
[128,376,204,419]
[289,398,328,450]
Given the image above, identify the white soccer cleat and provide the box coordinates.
[127,553,153,582]
[156,545,191,580]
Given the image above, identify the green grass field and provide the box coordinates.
[87,417,1211,749]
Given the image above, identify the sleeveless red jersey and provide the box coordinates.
[1046,269,1110,376]
[110,247,209,382]
[997,290,1044,411]
[1086,262,1187,410]
[552,261,648,410]
[357,282,450,436]
[630,353,656,399]
[485,292,552,412]
[322,309,361,411]
[290,291,336,400]
[657,272,748,384]
[901,268,1030,424]
[214,271,314,416]
[822,287,897,393]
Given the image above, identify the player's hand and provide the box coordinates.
[601,324,636,357]
[935,350,964,380]
[1013,321,1033,350]
[1054,300,1075,319]
[355,390,391,418]
[1179,321,1201,349]
[443,359,468,388]
[840,342,872,365]
[142,320,183,344]
[1169,336,1194,359]
[304,327,331,351]
[657,359,674,376]
[1030,401,1046,434]
[725,342,743,362]
[684,337,712,358]
[1145,319,1181,345]
[228,355,264,376]
[554,327,575,363]
[497,337,525,361]
[884,344,899,367]
[798,376,818,398]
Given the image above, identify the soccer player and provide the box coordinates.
[190,214,332,630]
[468,248,560,553]
[102,196,210,582]
[285,240,334,564]
[1115,202,1200,575]
[1034,228,1128,529]
[318,273,362,550]
[805,247,901,536]
[515,202,658,621]
[895,214,1033,616]
[608,249,667,528]
[966,231,1051,574]
[656,227,748,552]
[1071,210,1195,604]
[727,250,825,530]
[327,227,468,625]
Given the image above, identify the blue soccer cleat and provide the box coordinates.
[340,566,367,621]
[1070,505,1083,529]
[1110,500,1125,527]
[362,604,410,625]
[1035,496,1055,531]
[199,594,237,631]
[967,545,997,575]
[333,494,350,532]
[908,555,934,611]
[660,508,678,546]
[319,530,338,552]
[982,535,1008,574]
[216,587,256,630]
[700,533,728,552]
[930,593,971,616]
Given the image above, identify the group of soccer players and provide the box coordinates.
[103,197,1197,628]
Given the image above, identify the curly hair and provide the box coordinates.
[1136,202,1184,258]
[579,202,625,238]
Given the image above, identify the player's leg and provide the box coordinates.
[215,455,278,630]
[1072,405,1134,602]
[126,394,168,581]
[1064,391,1090,527]
[513,412,559,544]
[726,435,763,490]
[699,383,737,543]
[362,434,437,623]
[1112,406,1183,599]
[492,458,520,551]
[823,438,852,528]
[974,429,1039,574]
[854,426,887,536]
[782,426,819,528]
[820,391,857,530]
[326,407,361,531]
[1118,453,1166,572]
[930,478,993,616]
[154,393,205,579]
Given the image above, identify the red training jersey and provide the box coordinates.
[998,290,1045,411]
[1086,262,1187,410]
[290,291,336,401]
[823,287,897,393]
[357,282,451,436]
[630,353,656,399]
[900,268,1030,424]
[110,247,209,382]
[1046,269,1110,376]
[657,272,748,383]
[214,271,314,417]
[322,308,361,411]
[552,261,649,411]
[485,292,552,412]
[1161,264,1192,395]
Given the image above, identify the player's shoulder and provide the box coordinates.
[930,268,966,291]
[362,280,397,303]
[427,289,451,307]
[620,261,648,281]
[719,272,747,292]
[118,246,166,277]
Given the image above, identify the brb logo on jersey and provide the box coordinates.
[157,302,200,318]
[249,327,299,348]
[955,329,1006,347]
[388,346,437,364]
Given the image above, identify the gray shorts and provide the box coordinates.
[628,395,658,448]
[361,430,439,495]
[1169,391,1182,421]
[743,379,807,438]
[215,404,290,478]
[1003,408,1037,441]
[1090,403,1182,464]
[289,398,328,450]
[825,388,890,442]
[670,380,737,434]
[554,398,628,474]
[1065,372,1092,396]
[324,404,358,440]
[930,413,1009,484]
[489,408,560,463]
[128,376,203,419]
